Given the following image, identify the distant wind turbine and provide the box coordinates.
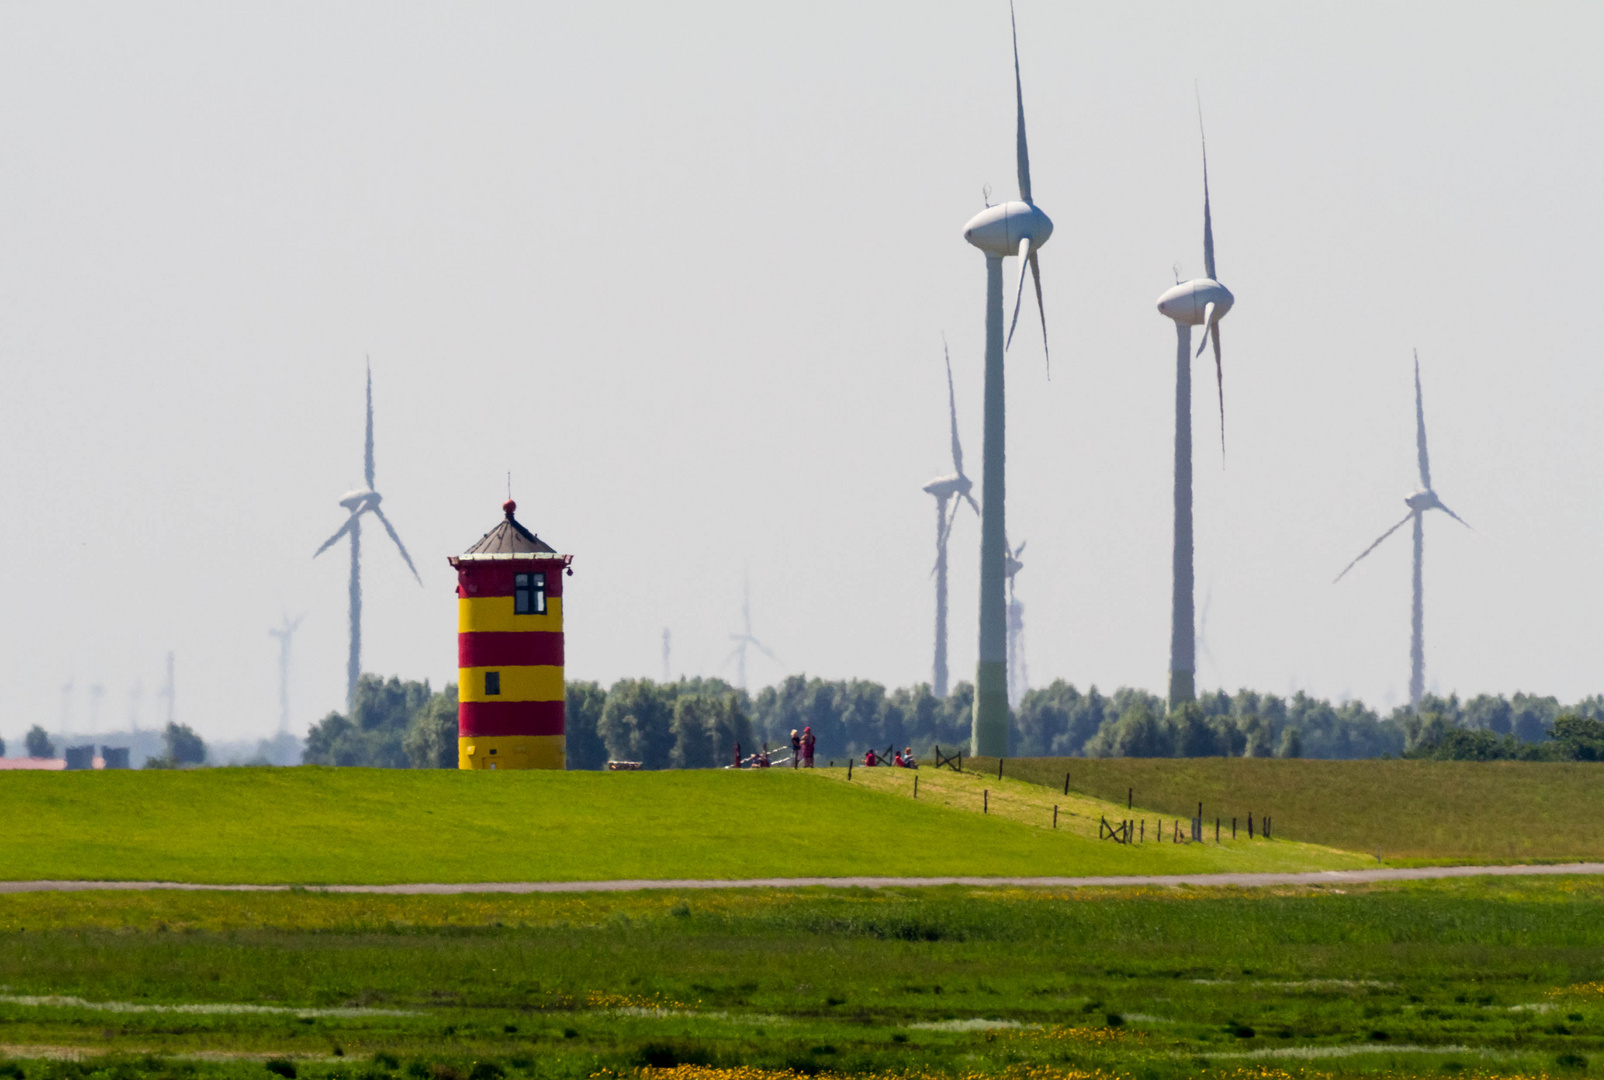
[960,1,1054,756]
[924,341,980,699]
[314,363,422,709]
[1334,351,1470,707]
[1004,538,1027,708]
[269,614,305,736]
[1156,95,1236,711]
[726,578,779,692]
[158,652,175,727]
[662,627,672,683]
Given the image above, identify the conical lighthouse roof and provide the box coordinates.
[462,500,556,557]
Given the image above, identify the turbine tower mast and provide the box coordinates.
[924,341,979,699]
[960,1,1053,756]
[269,615,304,736]
[1334,351,1470,707]
[1004,539,1027,708]
[1156,97,1236,711]
[314,362,422,710]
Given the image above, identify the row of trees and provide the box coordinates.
[302,673,1604,768]
[4,722,205,766]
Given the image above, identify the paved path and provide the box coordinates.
[1,862,1601,895]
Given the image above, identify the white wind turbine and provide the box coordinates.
[959,1,1053,756]
[1156,99,1235,712]
[924,341,980,699]
[314,363,421,709]
[1334,351,1470,707]
[269,614,304,736]
[726,577,779,692]
[1004,538,1027,708]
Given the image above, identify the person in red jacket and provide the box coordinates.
[864,748,878,767]
[801,727,816,768]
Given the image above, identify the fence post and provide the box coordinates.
[1232,817,1236,839]
[1215,817,1220,843]
[1063,772,1070,796]
[1053,805,1058,829]
[913,775,918,799]
[1128,787,1132,810]
[983,789,988,814]
[1248,813,1254,839]
[848,759,853,780]
[998,757,1004,781]
[1140,819,1144,843]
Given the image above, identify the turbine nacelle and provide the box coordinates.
[962,201,1053,259]
[923,473,972,499]
[339,488,381,511]
[1405,489,1441,513]
[1156,279,1234,326]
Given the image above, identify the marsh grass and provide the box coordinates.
[1,878,1602,1077]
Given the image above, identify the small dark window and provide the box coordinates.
[485,671,501,696]
[514,572,547,615]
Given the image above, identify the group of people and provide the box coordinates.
[728,729,916,770]
[863,746,917,769]
[789,727,816,767]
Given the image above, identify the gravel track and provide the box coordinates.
[1,862,1601,895]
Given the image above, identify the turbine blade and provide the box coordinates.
[1211,321,1224,459]
[1010,0,1031,204]
[944,338,964,476]
[364,360,375,490]
[963,491,981,516]
[313,513,359,558]
[1014,539,1026,559]
[1198,87,1215,281]
[750,638,781,665]
[1414,349,1431,490]
[938,499,959,549]
[1028,250,1049,377]
[1436,502,1473,530]
[1333,511,1414,584]
[1006,236,1031,350]
[371,505,422,585]
[1195,302,1216,358]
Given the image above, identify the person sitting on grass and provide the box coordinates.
[900,747,917,769]
[892,750,905,767]
[864,747,878,767]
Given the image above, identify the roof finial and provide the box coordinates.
[503,499,516,518]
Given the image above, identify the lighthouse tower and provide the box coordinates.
[448,500,572,770]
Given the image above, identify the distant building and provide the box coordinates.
[448,499,572,770]
[101,746,131,769]
[63,745,95,770]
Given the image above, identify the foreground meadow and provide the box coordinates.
[0,876,1601,1079]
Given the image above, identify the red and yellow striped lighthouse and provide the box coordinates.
[448,500,572,770]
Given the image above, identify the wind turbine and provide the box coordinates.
[1004,538,1027,708]
[924,341,980,699]
[959,1,1053,756]
[1156,98,1236,711]
[1334,351,1470,707]
[726,578,779,692]
[662,628,671,683]
[314,363,422,709]
[269,614,304,736]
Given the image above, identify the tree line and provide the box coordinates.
[299,674,1604,768]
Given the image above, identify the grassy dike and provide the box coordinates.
[0,768,1364,885]
[978,756,1604,863]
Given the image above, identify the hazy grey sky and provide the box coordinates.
[2,2,1601,746]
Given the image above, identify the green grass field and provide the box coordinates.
[979,756,1604,863]
[2,877,1603,1078]
[0,768,1364,885]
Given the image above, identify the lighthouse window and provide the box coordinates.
[485,671,501,696]
[514,572,547,615]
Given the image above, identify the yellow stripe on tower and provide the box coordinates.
[457,596,563,634]
[458,665,565,703]
[458,735,565,771]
